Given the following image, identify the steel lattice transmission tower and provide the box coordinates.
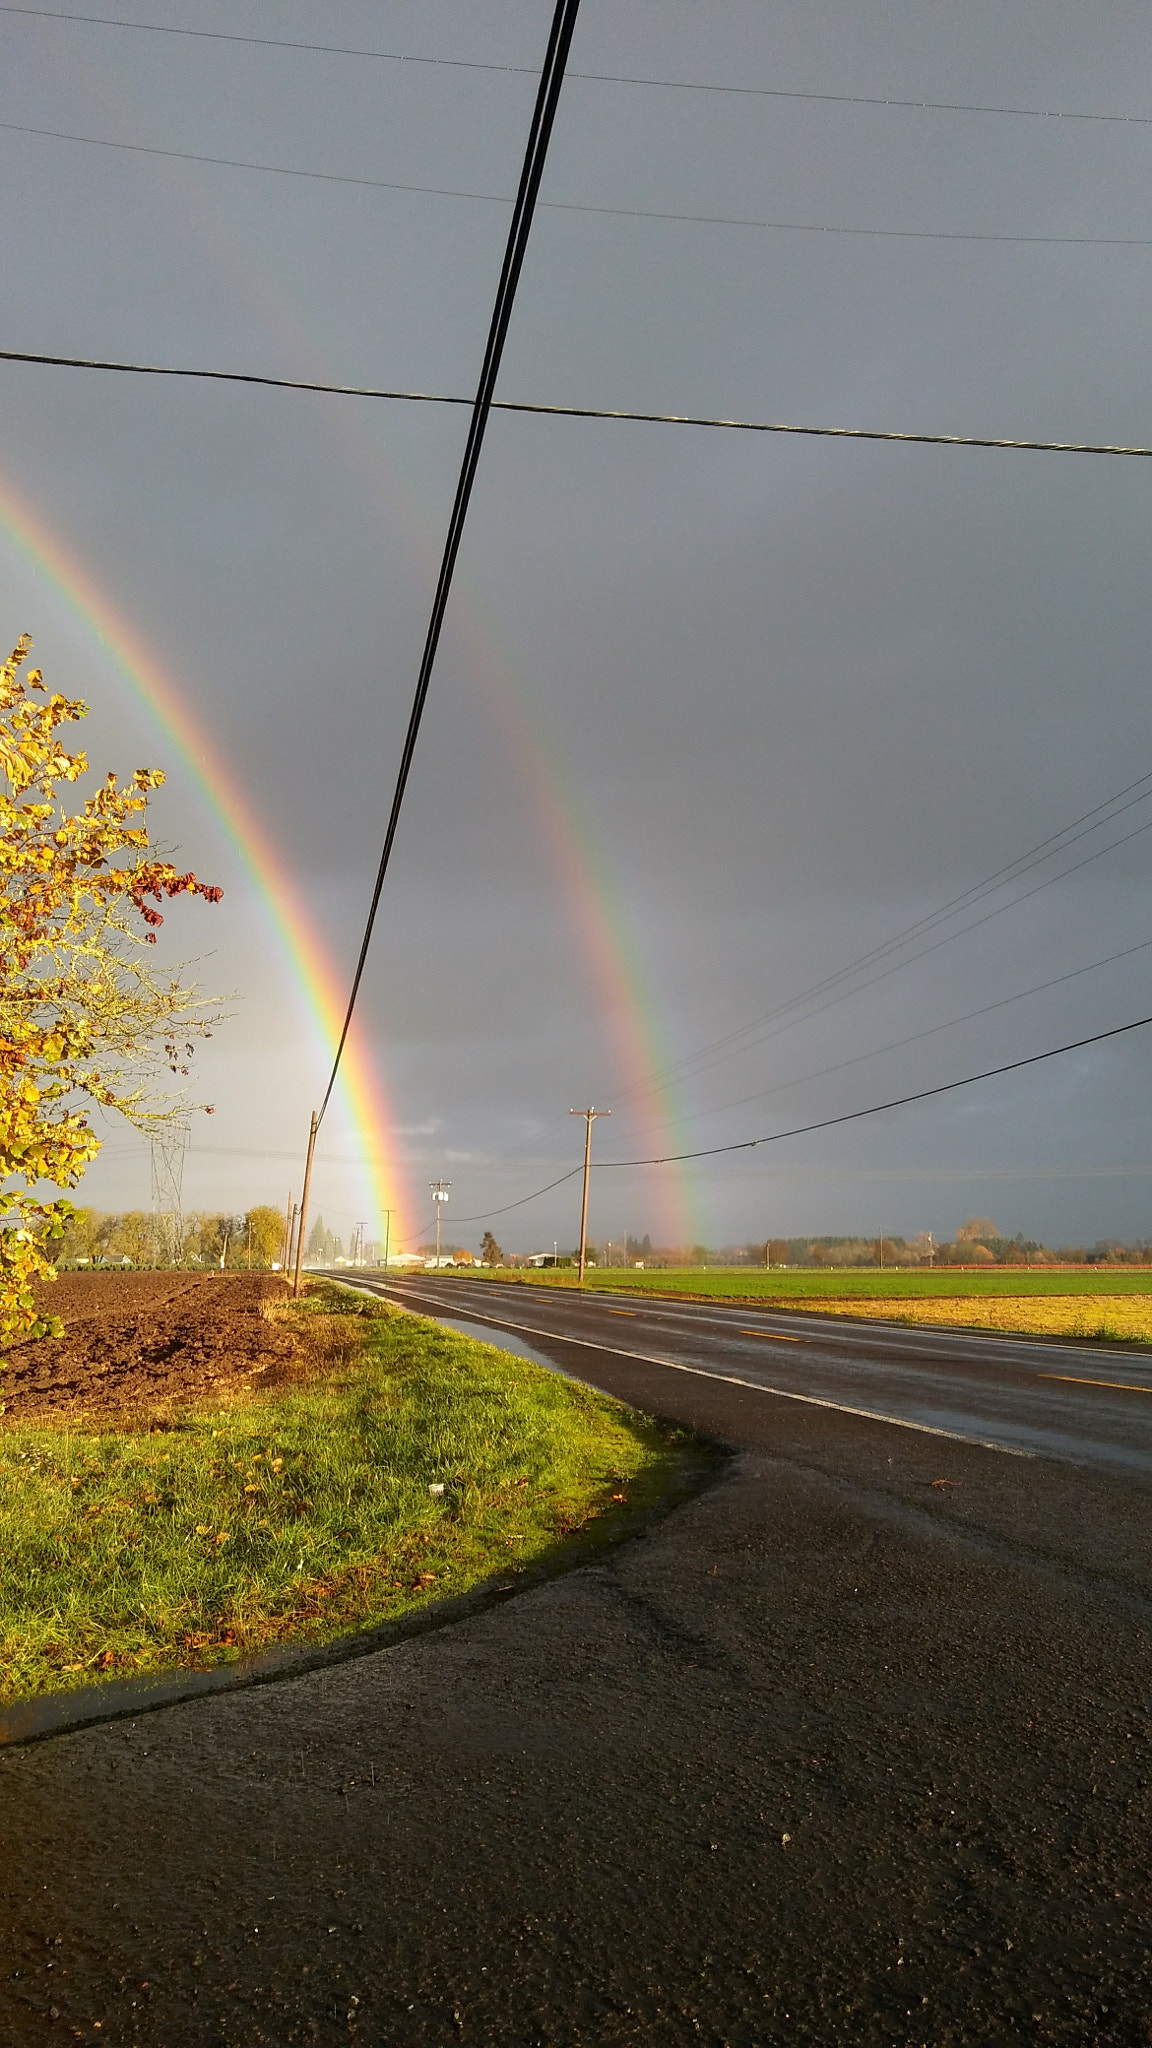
[150,1124,189,1267]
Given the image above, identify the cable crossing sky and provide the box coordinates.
[285,0,583,1293]
[3,351,1152,460]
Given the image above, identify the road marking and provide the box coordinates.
[386,1287,1033,1457]
[1039,1373,1152,1393]
[607,1309,638,1317]
[740,1329,800,1342]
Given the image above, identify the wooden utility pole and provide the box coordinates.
[280,1190,293,1274]
[570,1107,609,1283]
[293,1110,319,1298]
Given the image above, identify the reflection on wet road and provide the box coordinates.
[359,1276,1152,1479]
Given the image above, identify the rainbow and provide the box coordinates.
[0,471,411,1244]
[0,40,707,1250]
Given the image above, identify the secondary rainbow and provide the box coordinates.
[0,471,410,1243]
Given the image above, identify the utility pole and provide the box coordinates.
[247,1217,252,1271]
[879,1231,885,1271]
[570,1108,610,1284]
[431,1180,451,1268]
[293,1110,319,1300]
[383,1210,391,1272]
[280,1189,293,1274]
[355,1221,367,1270]
[286,1200,299,1279]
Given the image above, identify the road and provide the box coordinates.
[2,1278,1150,2044]
[367,1273,1152,1477]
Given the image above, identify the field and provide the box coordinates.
[0,1275,681,1703]
[462,1264,1152,1300]
[452,1263,1152,1341]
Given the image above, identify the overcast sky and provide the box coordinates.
[6,0,1152,1254]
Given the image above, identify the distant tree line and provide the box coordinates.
[56,1205,285,1270]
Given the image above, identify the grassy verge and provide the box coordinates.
[0,1288,686,1704]
[456,1265,1152,1301]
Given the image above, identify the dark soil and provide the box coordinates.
[1,1272,299,1424]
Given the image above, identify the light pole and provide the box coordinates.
[569,1108,610,1284]
[383,1210,391,1271]
[431,1180,451,1268]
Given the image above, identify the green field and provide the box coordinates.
[457,1265,1152,1301]
[0,1291,682,1703]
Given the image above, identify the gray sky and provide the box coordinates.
[6,0,1152,1253]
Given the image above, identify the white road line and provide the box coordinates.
[390,1286,1034,1458]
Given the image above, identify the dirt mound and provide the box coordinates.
[1,1272,304,1425]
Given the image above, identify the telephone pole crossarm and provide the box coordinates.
[569,1107,610,1284]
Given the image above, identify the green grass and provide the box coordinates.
[458,1265,1152,1300]
[0,1293,682,1704]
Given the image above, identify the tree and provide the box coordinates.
[480,1230,503,1266]
[307,1212,329,1259]
[0,634,222,1353]
[102,1209,154,1267]
[957,1217,999,1243]
[245,1205,284,1268]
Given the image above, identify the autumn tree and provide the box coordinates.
[0,634,223,1355]
[246,1204,286,1268]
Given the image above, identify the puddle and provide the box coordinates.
[425,1313,570,1374]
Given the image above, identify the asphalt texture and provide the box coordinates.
[1,1280,1150,2046]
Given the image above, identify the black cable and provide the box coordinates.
[674,933,1152,1128]
[316,0,581,1127]
[605,768,1152,1115]
[5,348,1152,459]
[6,9,1152,127]
[6,117,1152,249]
[442,1167,584,1225]
[599,1012,1152,1168]
[345,1008,1152,1227]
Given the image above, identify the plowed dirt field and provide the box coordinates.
[1,1272,298,1424]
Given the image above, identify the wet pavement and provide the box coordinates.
[383,1275,1152,1476]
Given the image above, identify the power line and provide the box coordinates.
[447,1167,584,1225]
[4,348,1152,460]
[5,8,1152,128]
[676,934,1152,1128]
[385,1008,1152,1225]
[5,116,1152,249]
[316,0,582,1130]
[601,1012,1152,1169]
[606,768,1152,1115]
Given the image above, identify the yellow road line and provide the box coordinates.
[1039,1373,1152,1393]
[607,1308,637,1317]
[740,1328,801,1342]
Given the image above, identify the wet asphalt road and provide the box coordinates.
[376,1275,1152,1477]
[1,1284,1150,2045]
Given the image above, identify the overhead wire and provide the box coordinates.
[669,934,1152,1127]
[5,8,1152,126]
[316,0,583,1128]
[605,767,1152,1115]
[4,349,1152,460]
[4,118,1152,249]
[384,1010,1152,1224]
[600,1012,1152,1170]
